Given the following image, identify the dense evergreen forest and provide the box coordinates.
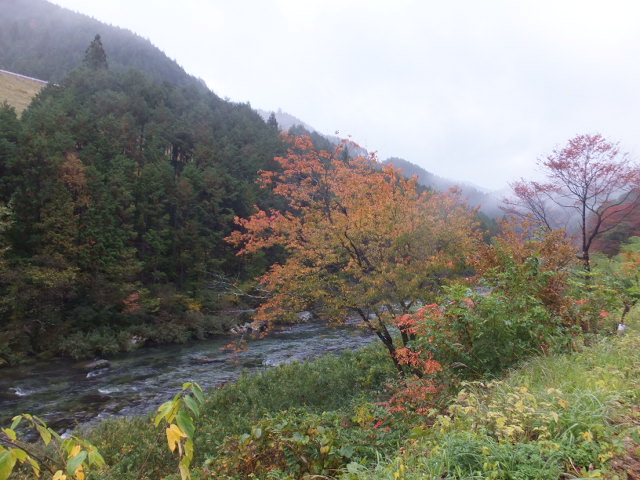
[0,36,288,363]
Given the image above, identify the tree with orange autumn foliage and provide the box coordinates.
[504,134,640,270]
[227,135,479,376]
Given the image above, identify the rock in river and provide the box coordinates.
[189,356,225,365]
[76,359,111,372]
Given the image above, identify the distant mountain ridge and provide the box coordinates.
[383,157,503,216]
[256,109,317,133]
[256,108,368,157]
[257,109,502,215]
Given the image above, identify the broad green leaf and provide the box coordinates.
[32,415,46,426]
[10,416,22,430]
[154,401,173,426]
[178,458,191,480]
[10,448,27,462]
[1,429,15,442]
[88,449,106,467]
[49,428,62,442]
[339,444,355,458]
[176,410,195,439]
[61,438,74,454]
[183,395,200,418]
[0,450,17,480]
[184,438,194,462]
[167,401,181,424]
[191,384,204,405]
[36,425,51,446]
[66,451,87,476]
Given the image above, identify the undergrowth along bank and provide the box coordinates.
[82,345,397,479]
[348,328,640,480]
[6,324,638,479]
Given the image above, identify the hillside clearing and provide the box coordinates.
[0,70,46,115]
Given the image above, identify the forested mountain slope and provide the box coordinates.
[0,54,285,362]
[0,0,199,88]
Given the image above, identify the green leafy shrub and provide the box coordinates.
[402,282,566,386]
[209,409,374,478]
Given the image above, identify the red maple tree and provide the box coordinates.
[504,134,640,270]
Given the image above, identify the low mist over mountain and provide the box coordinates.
[0,0,201,88]
[256,109,317,133]
[256,109,502,215]
[383,157,503,216]
[256,108,368,158]
[1,0,501,214]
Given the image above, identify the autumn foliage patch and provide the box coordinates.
[228,134,479,376]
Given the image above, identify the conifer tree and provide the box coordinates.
[266,112,279,131]
[83,34,108,70]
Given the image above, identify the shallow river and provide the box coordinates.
[0,322,374,434]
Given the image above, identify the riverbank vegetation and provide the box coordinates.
[4,225,640,478]
[3,314,638,479]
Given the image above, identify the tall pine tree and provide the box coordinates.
[83,34,108,70]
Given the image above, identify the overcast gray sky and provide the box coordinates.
[50,0,640,191]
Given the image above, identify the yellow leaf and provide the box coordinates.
[68,445,81,459]
[53,471,67,480]
[75,464,85,480]
[166,424,186,455]
[26,455,40,478]
[581,430,593,442]
[74,465,85,480]
[10,448,27,462]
